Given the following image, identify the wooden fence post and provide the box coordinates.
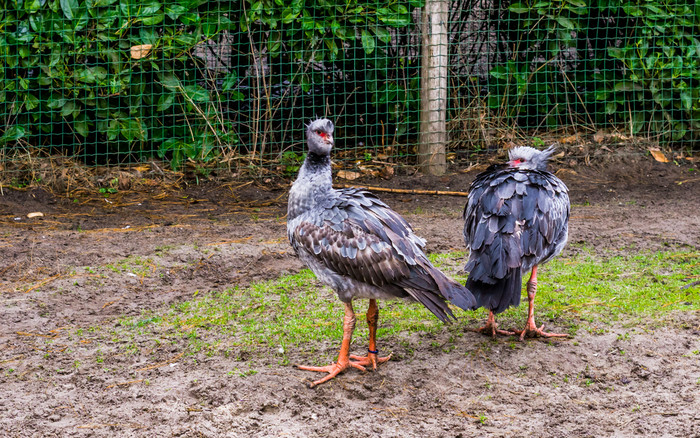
[418,0,448,176]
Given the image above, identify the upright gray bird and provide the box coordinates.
[463,145,569,340]
[288,118,477,387]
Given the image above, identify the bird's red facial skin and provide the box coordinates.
[316,130,327,139]
[509,158,523,167]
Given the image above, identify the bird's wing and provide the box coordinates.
[292,188,427,288]
[293,188,478,319]
[463,168,569,283]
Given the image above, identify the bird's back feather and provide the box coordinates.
[463,166,569,313]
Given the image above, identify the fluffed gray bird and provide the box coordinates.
[463,145,570,340]
[288,118,477,387]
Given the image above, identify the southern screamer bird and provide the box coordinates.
[463,145,570,340]
[288,118,477,387]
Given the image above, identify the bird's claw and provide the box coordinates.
[512,322,569,341]
[473,321,515,337]
[298,355,389,388]
[349,353,392,370]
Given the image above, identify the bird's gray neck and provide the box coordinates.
[287,153,333,220]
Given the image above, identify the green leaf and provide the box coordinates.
[158,73,182,90]
[24,94,40,110]
[508,3,529,13]
[281,8,298,24]
[156,94,175,112]
[0,126,26,144]
[376,7,410,27]
[555,16,575,29]
[373,26,391,44]
[222,72,238,92]
[183,85,209,103]
[607,47,625,59]
[107,119,119,140]
[325,38,338,57]
[25,0,46,13]
[119,119,147,141]
[361,30,375,55]
[680,90,692,111]
[165,4,187,20]
[74,113,89,137]
[60,0,79,19]
[60,100,76,117]
[622,4,642,16]
[139,1,161,15]
[604,102,618,114]
[268,32,281,54]
[672,122,687,140]
[489,65,510,80]
[88,0,118,6]
[631,111,645,134]
[614,81,643,92]
[29,13,46,32]
[141,12,164,26]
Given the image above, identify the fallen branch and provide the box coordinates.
[676,177,700,185]
[105,379,144,390]
[77,423,144,429]
[334,184,469,197]
[681,280,700,290]
[135,352,184,372]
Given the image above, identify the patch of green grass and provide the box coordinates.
[114,248,699,360]
[105,256,156,277]
[541,249,700,325]
[431,248,700,329]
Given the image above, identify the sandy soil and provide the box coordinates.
[1,157,699,437]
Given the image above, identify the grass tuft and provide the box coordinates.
[114,248,699,360]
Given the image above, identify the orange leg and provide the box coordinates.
[475,310,515,337]
[513,265,568,340]
[297,301,389,388]
[349,299,391,369]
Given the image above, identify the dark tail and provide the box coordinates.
[431,268,478,312]
[467,268,521,314]
[398,265,478,323]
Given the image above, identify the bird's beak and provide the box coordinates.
[325,135,334,145]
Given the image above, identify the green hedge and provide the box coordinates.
[0,0,422,170]
[487,0,699,142]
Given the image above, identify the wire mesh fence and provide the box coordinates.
[0,0,697,182]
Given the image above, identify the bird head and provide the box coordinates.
[306,118,334,156]
[507,145,556,171]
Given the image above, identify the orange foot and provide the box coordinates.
[475,323,516,337]
[349,351,391,370]
[297,352,391,388]
[473,310,515,337]
[513,320,568,341]
[297,358,371,388]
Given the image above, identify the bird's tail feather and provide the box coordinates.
[406,288,454,323]
[431,267,478,312]
[467,268,521,314]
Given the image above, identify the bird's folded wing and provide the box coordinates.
[463,169,569,282]
[293,189,427,288]
[294,219,411,287]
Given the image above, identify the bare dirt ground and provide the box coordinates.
[1,156,699,437]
